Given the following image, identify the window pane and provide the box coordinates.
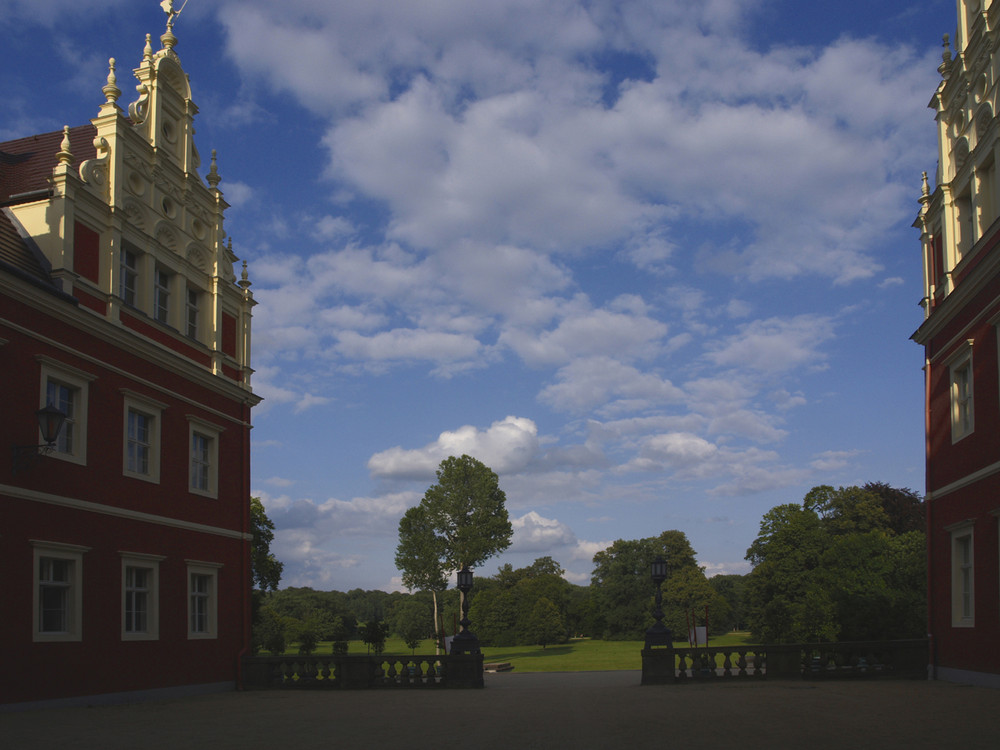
[46,381,75,453]
[186,289,199,338]
[155,269,170,323]
[128,410,151,474]
[190,573,210,633]
[191,433,210,491]
[39,558,71,633]
[125,566,150,633]
[121,250,138,306]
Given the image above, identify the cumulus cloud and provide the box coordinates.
[510,511,578,552]
[538,357,684,414]
[705,315,836,374]
[368,416,542,479]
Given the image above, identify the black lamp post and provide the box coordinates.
[450,565,480,654]
[11,404,67,475]
[644,555,672,648]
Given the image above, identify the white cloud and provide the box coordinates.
[510,511,577,552]
[705,315,836,374]
[810,449,863,472]
[368,416,542,479]
[538,356,684,414]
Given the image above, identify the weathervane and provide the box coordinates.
[160,0,189,30]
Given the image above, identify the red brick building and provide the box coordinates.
[913,1,1000,688]
[0,19,259,707]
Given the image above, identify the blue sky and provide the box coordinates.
[2,0,954,591]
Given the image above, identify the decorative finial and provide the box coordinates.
[160,0,187,29]
[207,149,221,189]
[57,126,74,166]
[921,171,930,198]
[160,0,187,51]
[239,259,252,291]
[143,33,153,62]
[939,34,952,78]
[102,58,121,104]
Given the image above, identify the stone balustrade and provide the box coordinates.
[642,639,928,684]
[242,653,484,690]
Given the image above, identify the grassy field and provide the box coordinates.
[282,632,756,673]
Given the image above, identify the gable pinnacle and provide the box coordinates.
[239,259,252,291]
[939,34,952,79]
[103,58,122,105]
[159,0,186,54]
[207,149,221,189]
[56,126,74,166]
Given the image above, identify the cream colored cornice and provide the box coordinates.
[4,483,250,541]
[0,279,259,421]
[911,240,1000,346]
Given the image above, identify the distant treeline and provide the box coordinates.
[253,482,925,653]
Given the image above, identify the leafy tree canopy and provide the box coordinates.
[590,530,703,639]
[250,496,283,591]
[744,484,926,642]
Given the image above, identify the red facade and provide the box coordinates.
[914,1,1000,688]
[1,22,259,707]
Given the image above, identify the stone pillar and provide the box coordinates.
[641,647,675,685]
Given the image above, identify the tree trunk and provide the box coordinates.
[432,589,442,655]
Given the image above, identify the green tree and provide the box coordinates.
[395,455,513,650]
[249,497,284,654]
[250,496,283,591]
[590,530,699,639]
[253,604,288,655]
[395,504,449,651]
[708,574,747,632]
[745,484,927,643]
[524,597,566,649]
[393,598,434,653]
[360,620,388,655]
[862,482,925,535]
[664,566,731,637]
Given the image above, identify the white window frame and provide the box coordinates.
[37,356,95,467]
[187,416,222,498]
[947,520,976,627]
[122,390,167,483]
[185,285,200,340]
[946,341,975,443]
[121,553,165,641]
[187,561,222,639]
[154,266,171,325]
[120,246,138,307]
[32,540,90,642]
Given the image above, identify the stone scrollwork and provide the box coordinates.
[129,83,150,124]
[79,136,111,189]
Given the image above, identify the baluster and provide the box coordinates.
[736,650,748,677]
[676,651,687,680]
[400,660,411,686]
[752,651,763,677]
[270,660,285,687]
[722,651,733,677]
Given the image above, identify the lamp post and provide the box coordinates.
[11,404,67,475]
[450,565,480,655]
[644,555,671,648]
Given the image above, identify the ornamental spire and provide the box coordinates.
[159,0,188,55]
[939,34,952,79]
[207,149,221,189]
[56,126,73,166]
[102,58,122,105]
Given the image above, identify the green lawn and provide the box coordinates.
[281,632,756,673]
